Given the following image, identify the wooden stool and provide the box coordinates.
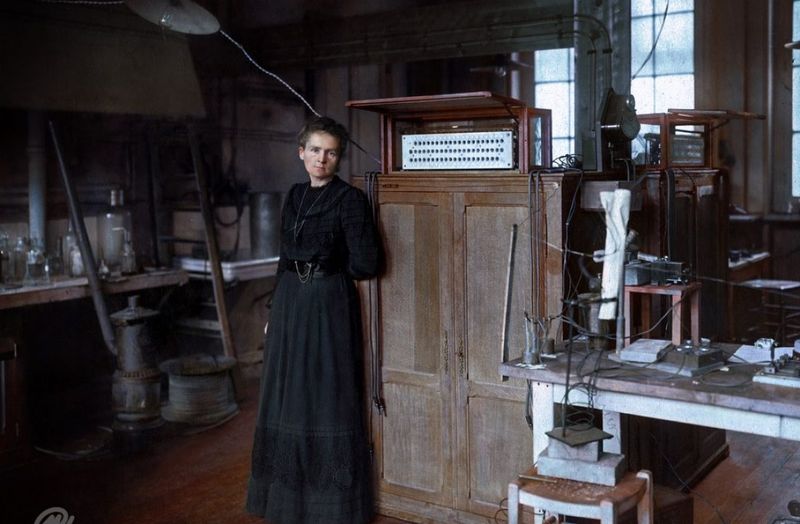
[624,282,701,346]
[741,279,800,345]
[507,467,653,524]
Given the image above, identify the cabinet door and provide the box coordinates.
[373,191,455,506]
[453,191,535,516]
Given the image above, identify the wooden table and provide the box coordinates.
[500,348,800,469]
[0,269,189,310]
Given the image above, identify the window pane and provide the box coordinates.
[656,0,694,14]
[552,138,574,162]
[793,133,800,196]
[534,47,574,166]
[631,17,654,78]
[631,77,655,114]
[632,0,655,17]
[655,12,694,75]
[654,74,694,112]
[794,66,800,131]
[795,0,800,197]
[795,0,800,40]
[536,83,571,137]
[535,48,571,82]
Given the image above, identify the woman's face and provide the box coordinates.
[299,131,341,186]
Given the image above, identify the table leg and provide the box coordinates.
[507,482,520,524]
[641,294,651,339]
[531,382,554,461]
[602,410,622,454]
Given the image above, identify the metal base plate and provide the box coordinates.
[546,425,612,447]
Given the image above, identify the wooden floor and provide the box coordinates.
[1,374,798,524]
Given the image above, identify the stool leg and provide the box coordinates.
[636,470,654,524]
[671,294,682,345]
[691,288,700,346]
[624,289,633,345]
[508,482,520,524]
[599,499,617,524]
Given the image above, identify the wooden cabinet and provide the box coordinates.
[0,314,27,468]
[348,92,565,521]
[628,168,729,341]
[371,190,454,509]
[359,174,577,522]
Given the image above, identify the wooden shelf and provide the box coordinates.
[0,269,189,311]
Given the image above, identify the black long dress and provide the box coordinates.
[246,175,379,524]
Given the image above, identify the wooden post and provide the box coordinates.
[187,124,245,400]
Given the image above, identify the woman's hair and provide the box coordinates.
[297,116,349,157]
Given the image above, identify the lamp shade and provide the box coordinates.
[125,0,219,35]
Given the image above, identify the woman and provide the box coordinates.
[246,116,380,524]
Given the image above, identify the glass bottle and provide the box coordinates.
[0,232,9,285]
[116,227,137,275]
[63,223,82,277]
[24,237,45,286]
[68,242,85,278]
[12,236,29,283]
[97,189,132,273]
[47,237,64,278]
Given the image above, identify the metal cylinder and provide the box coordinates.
[249,191,282,259]
[28,111,47,246]
[160,355,238,425]
[578,292,609,350]
[109,295,162,430]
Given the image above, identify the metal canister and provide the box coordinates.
[249,191,282,259]
[109,295,162,430]
[578,292,609,350]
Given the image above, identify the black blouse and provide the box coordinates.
[277,176,380,280]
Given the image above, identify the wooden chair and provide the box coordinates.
[507,467,653,524]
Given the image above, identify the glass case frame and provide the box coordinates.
[347,91,552,174]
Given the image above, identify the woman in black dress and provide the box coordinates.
[246,116,379,524]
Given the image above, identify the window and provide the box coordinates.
[630,0,695,114]
[793,0,800,196]
[534,48,575,164]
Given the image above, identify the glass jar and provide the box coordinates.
[97,189,132,273]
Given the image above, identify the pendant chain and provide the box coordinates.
[293,182,330,242]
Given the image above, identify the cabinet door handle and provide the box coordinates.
[443,331,449,374]
[458,338,465,376]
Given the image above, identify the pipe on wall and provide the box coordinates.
[27,111,46,245]
[767,0,775,213]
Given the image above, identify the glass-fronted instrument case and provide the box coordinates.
[346,91,552,174]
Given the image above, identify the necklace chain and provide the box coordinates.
[293,182,330,242]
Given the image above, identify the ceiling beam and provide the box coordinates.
[233,0,585,68]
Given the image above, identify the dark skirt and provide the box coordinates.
[246,270,374,524]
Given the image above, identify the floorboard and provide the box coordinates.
[692,431,800,524]
[1,374,798,524]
